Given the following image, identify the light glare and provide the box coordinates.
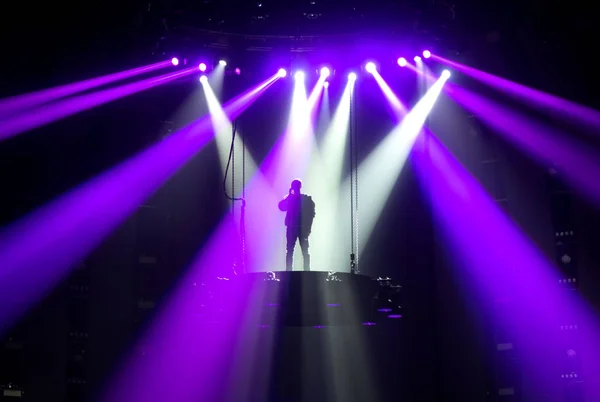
[397,57,407,67]
[344,72,449,262]
[199,75,208,83]
[442,70,451,79]
[320,67,330,77]
[294,71,305,80]
[365,62,376,73]
[277,68,287,78]
[348,72,357,81]
[423,50,431,59]
[171,58,179,66]
[324,81,330,89]
[199,63,207,72]
[414,56,422,62]
[219,60,227,66]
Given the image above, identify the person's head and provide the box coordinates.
[291,179,302,194]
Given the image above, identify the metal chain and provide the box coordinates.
[349,84,357,273]
[352,85,359,273]
[231,122,235,216]
[241,129,247,273]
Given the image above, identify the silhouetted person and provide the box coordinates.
[278,179,316,271]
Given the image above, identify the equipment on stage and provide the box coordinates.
[190,271,402,327]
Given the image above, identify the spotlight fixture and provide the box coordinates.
[199,63,207,72]
[324,81,330,89]
[277,68,287,78]
[441,70,451,79]
[294,71,305,80]
[397,57,407,67]
[320,67,330,77]
[423,50,431,59]
[348,72,357,81]
[365,62,376,73]
[235,68,241,75]
[414,56,422,62]
[199,75,208,83]
[219,60,227,66]
[171,57,179,66]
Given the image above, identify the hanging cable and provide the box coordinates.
[242,126,246,200]
[349,84,357,274]
[352,84,360,274]
[231,124,235,215]
[223,119,246,274]
[240,126,247,273]
[223,120,244,203]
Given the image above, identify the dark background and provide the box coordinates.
[0,0,599,401]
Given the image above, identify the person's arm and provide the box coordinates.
[279,188,295,211]
[278,195,289,211]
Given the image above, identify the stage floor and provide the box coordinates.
[192,271,402,327]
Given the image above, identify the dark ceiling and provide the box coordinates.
[0,0,597,102]
[145,0,458,47]
[153,0,440,35]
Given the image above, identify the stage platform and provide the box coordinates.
[193,271,402,327]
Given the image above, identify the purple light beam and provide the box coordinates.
[104,212,265,401]
[0,73,280,334]
[0,60,172,119]
[0,67,197,141]
[432,55,600,131]
[445,82,600,207]
[245,80,325,271]
[412,131,600,399]
[371,69,408,118]
[104,79,331,402]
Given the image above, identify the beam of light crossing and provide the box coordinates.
[404,62,437,88]
[306,69,328,116]
[0,60,173,119]
[307,80,354,270]
[0,73,281,335]
[230,75,327,273]
[432,54,600,131]
[333,72,449,273]
[372,68,408,115]
[104,78,324,401]
[103,213,260,402]
[315,80,331,135]
[317,82,353,187]
[208,62,226,98]
[105,77,367,402]
[267,71,311,187]
[412,58,433,97]
[443,82,600,207]
[0,67,197,141]
[202,79,258,189]
[370,68,407,118]
[245,75,315,272]
[411,131,600,400]
[313,75,382,390]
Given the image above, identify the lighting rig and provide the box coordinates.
[163,51,439,91]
